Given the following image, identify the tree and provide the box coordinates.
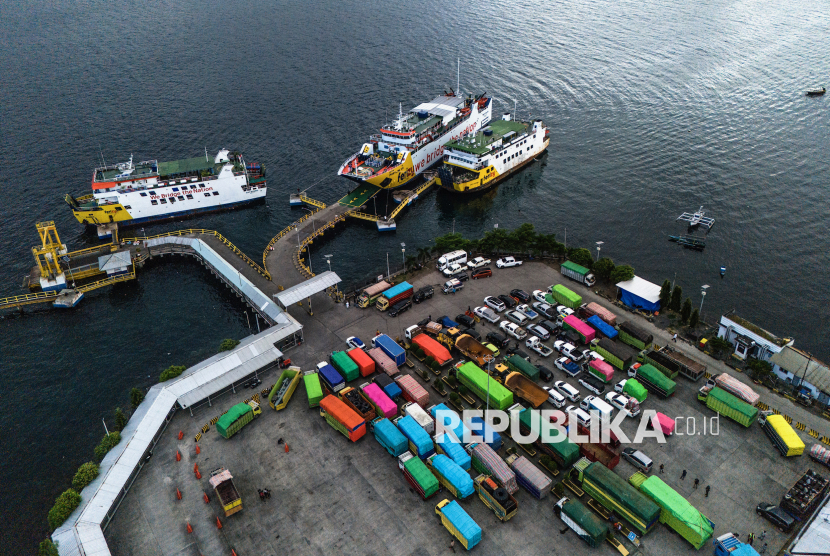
[159,365,186,382]
[72,462,100,491]
[430,360,441,372]
[592,257,615,280]
[114,407,127,431]
[610,265,635,283]
[681,298,692,323]
[660,280,672,308]
[219,338,240,352]
[130,388,145,410]
[48,489,81,530]
[405,255,418,270]
[670,285,683,311]
[416,247,431,264]
[38,539,59,556]
[509,223,537,256]
[708,336,732,357]
[747,358,773,381]
[689,308,700,328]
[478,228,510,255]
[567,248,594,269]
[94,431,122,462]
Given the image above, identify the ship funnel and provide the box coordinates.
[502,113,511,121]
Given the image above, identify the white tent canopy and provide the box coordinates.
[615,276,662,304]
[274,271,341,307]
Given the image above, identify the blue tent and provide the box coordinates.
[616,276,661,312]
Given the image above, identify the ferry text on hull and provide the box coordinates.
[66,149,266,227]
[338,93,492,190]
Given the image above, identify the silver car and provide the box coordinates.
[474,305,499,323]
[484,296,506,312]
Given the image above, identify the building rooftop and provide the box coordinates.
[722,314,791,347]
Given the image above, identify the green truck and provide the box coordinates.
[546,284,582,309]
[590,338,635,371]
[216,401,261,439]
[617,321,653,351]
[554,495,608,547]
[641,346,706,382]
[516,404,579,468]
[303,370,324,407]
[456,362,513,410]
[629,472,714,549]
[331,351,359,382]
[504,354,539,381]
[629,363,676,398]
[698,386,758,427]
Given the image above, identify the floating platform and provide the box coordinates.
[53,289,84,308]
[96,222,118,239]
[669,235,706,250]
[377,219,396,232]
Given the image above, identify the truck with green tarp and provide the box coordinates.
[516,405,579,468]
[303,370,324,407]
[456,362,513,410]
[399,451,439,499]
[217,402,259,439]
[573,458,660,535]
[504,354,539,381]
[622,378,648,403]
[591,338,636,370]
[554,495,609,547]
[617,321,653,351]
[546,284,582,310]
[330,351,359,382]
[629,363,676,398]
[698,386,758,427]
[629,472,714,549]
[560,260,596,287]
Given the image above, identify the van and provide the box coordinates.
[579,395,614,422]
[543,386,566,408]
[621,448,653,473]
[436,250,467,272]
[566,405,592,428]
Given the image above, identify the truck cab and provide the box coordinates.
[247,400,262,417]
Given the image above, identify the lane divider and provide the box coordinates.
[194,432,202,442]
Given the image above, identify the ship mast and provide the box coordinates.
[457,58,460,97]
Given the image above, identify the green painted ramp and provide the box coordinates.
[339,184,381,208]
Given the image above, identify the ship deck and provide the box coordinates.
[447,119,530,155]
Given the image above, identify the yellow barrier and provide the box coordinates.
[299,195,327,209]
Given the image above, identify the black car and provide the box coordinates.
[498,294,518,309]
[486,331,510,349]
[558,330,582,345]
[539,319,561,334]
[458,327,481,341]
[388,298,412,317]
[510,289,531,303]
[456,271,469,282]
[535,364,554,382]
[455,314,475,328]
[413,285,434,304]
[506,345,531,360]
[756,503,795,532]
[578,375,606,395]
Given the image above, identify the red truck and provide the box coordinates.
[395,374,430,407]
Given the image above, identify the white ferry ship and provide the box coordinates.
[436,113,549,194]
[338,92,492,189]
[66,149,266,227]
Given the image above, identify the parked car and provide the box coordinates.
[346,336,365,350]
[458,327,481,341]
[532,301,557,319]
[484,296,506,312]
[566,405,592,428]
[581,349,604,362]
[505,310,529,326]
[538,319,560,335]
[557,305,575,318]
[543,386,566,408]
[510,289,531,303]
[555,357,582,377]
[455,314,475,328]
[621,448,653,473]
[557,330,582,346]
[388,298,412,317]
[532,290,547,303]
[467,257,491,269]
[505,344,530,360]
[456,271,469,282]
[486,331,510,349]
[496,257,523,268]
[579,374,606,395]
[412,285,434,304]
[515,304,539,320]
[484,342,501,357]
[474,306,499,323]
[500,321,527,340]
[755,503,795,532]
[535,364,554,382]
[614,379,628,394]
[526,323,551,341]
[443,262,468,277]
[555,380,580,402]
[471,267,492,279]
[554,341,584,361]
[442,278,463,294]
[497,294,518,309]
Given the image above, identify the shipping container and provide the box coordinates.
[338,386,376,422]
[563,315,596,344]
[217,403,255,439]
[303,370,324,408]
[367,347,399,377]
[560,260,596,287]
[373,373,402,400]
[506,454,552,499]
[455,334,493,367]
[427,454,474,499]
[579,302,618,326]
[395,374,430,407]
[434,434,472,470]
[347,347,375,377]
[574,459,660,534]
[630,473,714,549]
[504,354,540,381]
[268,367,302,410]
[517,407,579,468]
[586,315,618,339]
[759,413,805,457]
[554,496,609,547]
[399,451,439,499]
[588,359,615,383]
[468,416,502,451]
[331,351,359,382]
[456,362,514,410]
[318,363,345,393]
[373,334,407,366]
[466,442,518,494]
[412,333,452,366]
[376,281,414,311]
[404,402,435,434]
[395,415,435,459]
[617,321,653,351]
[356,280,392,308]
[547,284,582,309]
[714,373,760,406]
[319,395,366,442]
[209,469,242,517]
[504,372,548,409]
[473,474,518,521]
[700,387,758,427]
[359,382,397,418]
[435,499,482,550]
[590,338,636,370]
[372,417,409,457]
[630,363,676,397]
[429,403,471,444]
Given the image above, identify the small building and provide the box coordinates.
[717,314,793,365]
[770,346,830,407]
[615,276,661,312]
[98,250,132,277]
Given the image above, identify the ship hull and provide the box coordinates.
[437,139,549,194]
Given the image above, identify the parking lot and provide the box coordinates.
[106,261,829,556]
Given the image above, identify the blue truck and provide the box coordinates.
[435,499,482,550]
[372,417,408,457]
[373,373,402,400]
[395,415,435,459]
[434,433,472,471]
[469,416,503,451]
[586,315,618,340]
[317,363,345,393]
[373,334,406,366]
[439,316,460,329]
[713,533,760,556]
[429,403,472,444]
[427,454,474,499]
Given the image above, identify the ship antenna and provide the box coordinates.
[457,57,460,97]
[99,147,107,168]
[205,146,208,162]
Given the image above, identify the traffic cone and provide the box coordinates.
[195,445,201,455]
[176,488,182,500]
[194,463,199,473]
[203,492,210,504]
[178,430,184,440]
[231,550,237,556]
[176,450,181,462]
[195,469,202,479]
[284,443,289,453]
[186,522,193,534]
[216,516,223,529]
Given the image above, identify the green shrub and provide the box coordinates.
[47,489,81,530]
[610,264,635,283]
[114,407,126,431]
[159,365,186,382]
[94,432,121,462]
[446,376,457,387]
[681,298,692,323]
[130,387,145,409]
[449,393,460,403]
[660,280,672,308]
[430,360,441,372]
[219,338,240,352]
[435,381,445,392]
[457,384,469,397]
[71,462,99,491]
[38,539,59,556]
[592,257,615,280]
[424,355,435,367]
[414,346,425,358]
[670,285,682,311]
[567,248,594,269]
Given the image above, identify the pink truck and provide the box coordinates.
[395,374,430,408]
[367,347,400,377]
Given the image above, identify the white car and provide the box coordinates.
[542,386,566,408]
[526,337,553,357]
[496,256,523,268]
[346,336,365,350]
[532,290,548,303]
[566,405,592,428]
[515,304,539,320]
[474,305,499,323]
[554,341,584,361]
[555,380,580,402]
[484,296,506,312]
[556,305,575,318]
[581,349,605,362]
[605,392,640,417]
[499,321,527,340]
[443,263,467,277]
[466,257,491,269]
[614,379,628,394]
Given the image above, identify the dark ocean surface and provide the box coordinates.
[1,0,828,551]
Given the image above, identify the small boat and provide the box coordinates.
[806,87,826,97]
[669,235,706,250]
[720,266,726,278]
[392,190,412,204]
[677,206,715,230]
[53,289,84,308]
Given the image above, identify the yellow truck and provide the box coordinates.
[268,366,303,410]
[209,468,242,516]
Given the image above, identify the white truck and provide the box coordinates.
[499,321,527,340]
[443,263,468,277]
[466,257,491,269]
[525,337,553,357]
[496,256,523,268]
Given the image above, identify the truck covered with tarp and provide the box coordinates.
[759,413,805,457]
[631,363,676,397]
[367,346,399,377]
[347,347,375,377]
[699,386,758,427]
[399,451,439,499]
[303,371,324,408]
[429,403,471,444]
[563,315,596,344]
[395,374,430,407]
[623,378,648,402]
[618,321,654,351]
[373,373,402,400]
[372,417,408,457]
[359,382,397,419]
[714,373,760,406]
[331,351,359,382]
[318,363,345,393]
[434,433,472,471]
[588,359,615,382]
[586,315,618,339]
[427,454,474,499]
[575,459,660,534]
[457,362,513,410]
[629,472,714,549]
[395,415,435,459]
[467,442,518,494]
[591,338,636,370]
[412,333,452,366]
[435,499,482,550]
[217,403,255,439]
[554,496,609,548]
[469,416,503,451]
[504,354,539,381]
[517,406,579,468]
[547,284,582,309]
[506,454,552,499]
[580,302,618,326]
[320,394,366,442]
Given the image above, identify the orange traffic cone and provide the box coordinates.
[195,445,201,455]
[194,463,199,473]
[187,522,193,534]
[203,492,210,503]
[176,450,181,462]
[284,443,289,453]
[176,488,182,500]
[216,516,223,529]
[231,550,237,556]
[178,430,184,440]
[195,469,202,479]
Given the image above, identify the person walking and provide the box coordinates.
[748,533,754,546]
[659,464,664,474]
[759,542,767,554]
[681,469,687,480]
[759,530,766,541]
[672,333,678,342]
[449,539,456,553]
[705,485,711,497]
[694,478,699,489]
